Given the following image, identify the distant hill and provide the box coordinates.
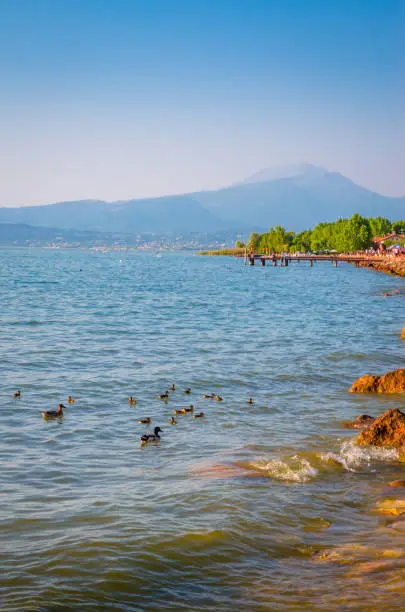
[0,196,229,234]
[0,165,403,234]
[194,168,405,230]
[0,223,132,245]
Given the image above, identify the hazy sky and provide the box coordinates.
[0,0,404,207]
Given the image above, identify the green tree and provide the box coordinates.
[309,215,372,252]
[258,226,294,252]
[235,240,246,248]
[392,220,405,234]
[247,232,260,251]
[310,222,332,251]
[290,230,312,252]
[369,216,392,238]
[245,213,385,255]
[346,214,372,251]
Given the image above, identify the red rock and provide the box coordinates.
[356,409,405,447]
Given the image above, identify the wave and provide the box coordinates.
[191,438,401,485]
[249,456,318,483]
[248,440,399,482]
[320,440,399,472]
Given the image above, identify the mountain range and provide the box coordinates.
[0,164,403,236]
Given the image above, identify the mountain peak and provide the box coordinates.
[0,166,403,235]
[241,163,329,185]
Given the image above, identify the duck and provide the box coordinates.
[193,412,205,418]
[181,404,194,413]
[215,395,223,402]
[158,392,169,400]
[13,390,21,399]
[170,384,176,391]
[184,388,192,394]
[202,393,215,399]
[42,404,65,419]
[140,426,163,443]
[138,417,151,424]
[248,397,254,405]
[128,396,137,405]
[173,408,183,415]
[170,417,177,425]
[67,396,75,404]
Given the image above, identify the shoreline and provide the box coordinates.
[358,257,405,278]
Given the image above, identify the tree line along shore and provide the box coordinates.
[201,214,405,255]
[199,215,405,277]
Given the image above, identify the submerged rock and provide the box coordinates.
[343,414,375,429]
[376,498,405,516]
[390,512,405,531]
[382,289,401,297]
[189,462,265,479]
[350,369,405,394]
[344,557,405,578]
[357,409,405,448]
[302,517,331,532]
[313,544,404,566]
[312,544,370,564]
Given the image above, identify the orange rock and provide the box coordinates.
[402,327,405,339]
[378,369,405,393]
[349,375,379,393]
[350,369,405,394]
[357,409,405,447]
[388,480,405,488]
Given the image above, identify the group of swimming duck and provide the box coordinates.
[13,386,254,444]
[139,384,218,443]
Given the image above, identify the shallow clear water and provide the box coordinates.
[1,248,405,611]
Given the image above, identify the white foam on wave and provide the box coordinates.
[250,455,318,483]
[320,440,399,472]
[249,440,400,483]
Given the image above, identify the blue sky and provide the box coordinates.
[0,0,404,206]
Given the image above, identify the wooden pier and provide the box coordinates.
[243,253,388,268]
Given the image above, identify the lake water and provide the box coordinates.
[1,248,405,611]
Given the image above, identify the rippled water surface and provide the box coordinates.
[1,248,405,611]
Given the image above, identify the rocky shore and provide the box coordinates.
[349,368,405,445]
[358,256,405,277]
